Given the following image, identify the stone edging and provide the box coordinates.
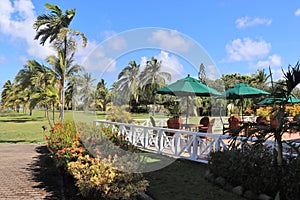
[204,170,274,200]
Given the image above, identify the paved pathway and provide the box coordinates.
[0,144,66,200]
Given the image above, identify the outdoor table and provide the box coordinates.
[181,123,203,132]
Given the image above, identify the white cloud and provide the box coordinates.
[81,44,117,72]
[255,54,282,69]
[236,16,272,28]
[149,30,191,52]
[0,55,7,64]
[140,51,184,82]
[0,0,54,59]
[206,65,220,80]
[225,37,271,62]
[295,8,300,16]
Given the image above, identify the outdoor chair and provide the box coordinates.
[166,116,183,136]
[228,115,243,135]
[220,117,230,134]
[198,116,215,133]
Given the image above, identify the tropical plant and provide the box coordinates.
[139,57,171,105]
[34,3,87,120]
[78,72,96,111]
[114,60,140,103]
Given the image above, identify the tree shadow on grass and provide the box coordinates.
[27,146,84,200]
[0,116,45,123]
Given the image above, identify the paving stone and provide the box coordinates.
[0,144,78,199]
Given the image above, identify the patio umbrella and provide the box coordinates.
[257,95,300,105]
[224,83,270,119]
[155,74,221,124]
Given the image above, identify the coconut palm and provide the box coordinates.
[140,57,171,104]
[78,72,96,111]
[34,3,87,120]
[114,60,141,103]
[1,80,14,108]
[46,49,82,118]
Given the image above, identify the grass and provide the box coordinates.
[0,110,243,199]
[143,158,244,200]
[0,110,106,144]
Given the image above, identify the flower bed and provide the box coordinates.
[46,121,148,200]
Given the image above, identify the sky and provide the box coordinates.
[1,0,300,90]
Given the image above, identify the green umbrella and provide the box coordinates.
[155,74,221,123]
[224,83,270,119]
[257,95,300,105]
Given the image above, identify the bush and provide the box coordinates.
[46,121,148,199]
[208,145,300,199]
[68,154,148,200]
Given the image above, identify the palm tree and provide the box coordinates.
[46,50,82,119]
[34,3,87,120]
[1,80,14,109]
[78,72,96,112]
[114,60,141,103]
[140,57,171,105]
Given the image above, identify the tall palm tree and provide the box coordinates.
[34,3,87,120]
[114,60,141,103]
[47,50,82,119]
[78,72,96,111]
[140,57,171,104]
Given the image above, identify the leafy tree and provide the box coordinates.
[95,79,109,111]
[198,63,206,84]
[34,3,87,120]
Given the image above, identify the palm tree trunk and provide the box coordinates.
[45,104,52,128]
[52,101,55,124]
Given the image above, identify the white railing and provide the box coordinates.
[93,120,299,164]
[94,120,230,164]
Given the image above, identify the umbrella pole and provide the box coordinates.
[186,97,189,124]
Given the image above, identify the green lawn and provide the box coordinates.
[0,110,105,143]
[143,158,244,200]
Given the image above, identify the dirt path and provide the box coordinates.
[0,144,81,200]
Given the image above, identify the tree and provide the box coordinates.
[140,57,171,104]
[34,3,87,121]
[46,50,82,118]
[198,63,206,84]
[78,72,96,111]
[114,60,140,103]
[95,79,109,111]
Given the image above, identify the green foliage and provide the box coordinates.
[46,120,148,199]
[105,105,133,123]
[68,154,148,200]
[208,145,300,199]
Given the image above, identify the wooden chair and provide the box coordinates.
[228,115,243,134]
[220,117,230,134]
[198,116,215,133]
[166,117,183,136]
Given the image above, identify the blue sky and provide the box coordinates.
[1,0,300,89]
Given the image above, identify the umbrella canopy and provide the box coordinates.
[155,74,221,124]
[224,83,270,99]
[257,95,300,105]
[223,83,270,119]
[156,74,221,97]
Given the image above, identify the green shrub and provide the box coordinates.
[47,121,148,199]
[68,154,148,200]
[208,145,300,199]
